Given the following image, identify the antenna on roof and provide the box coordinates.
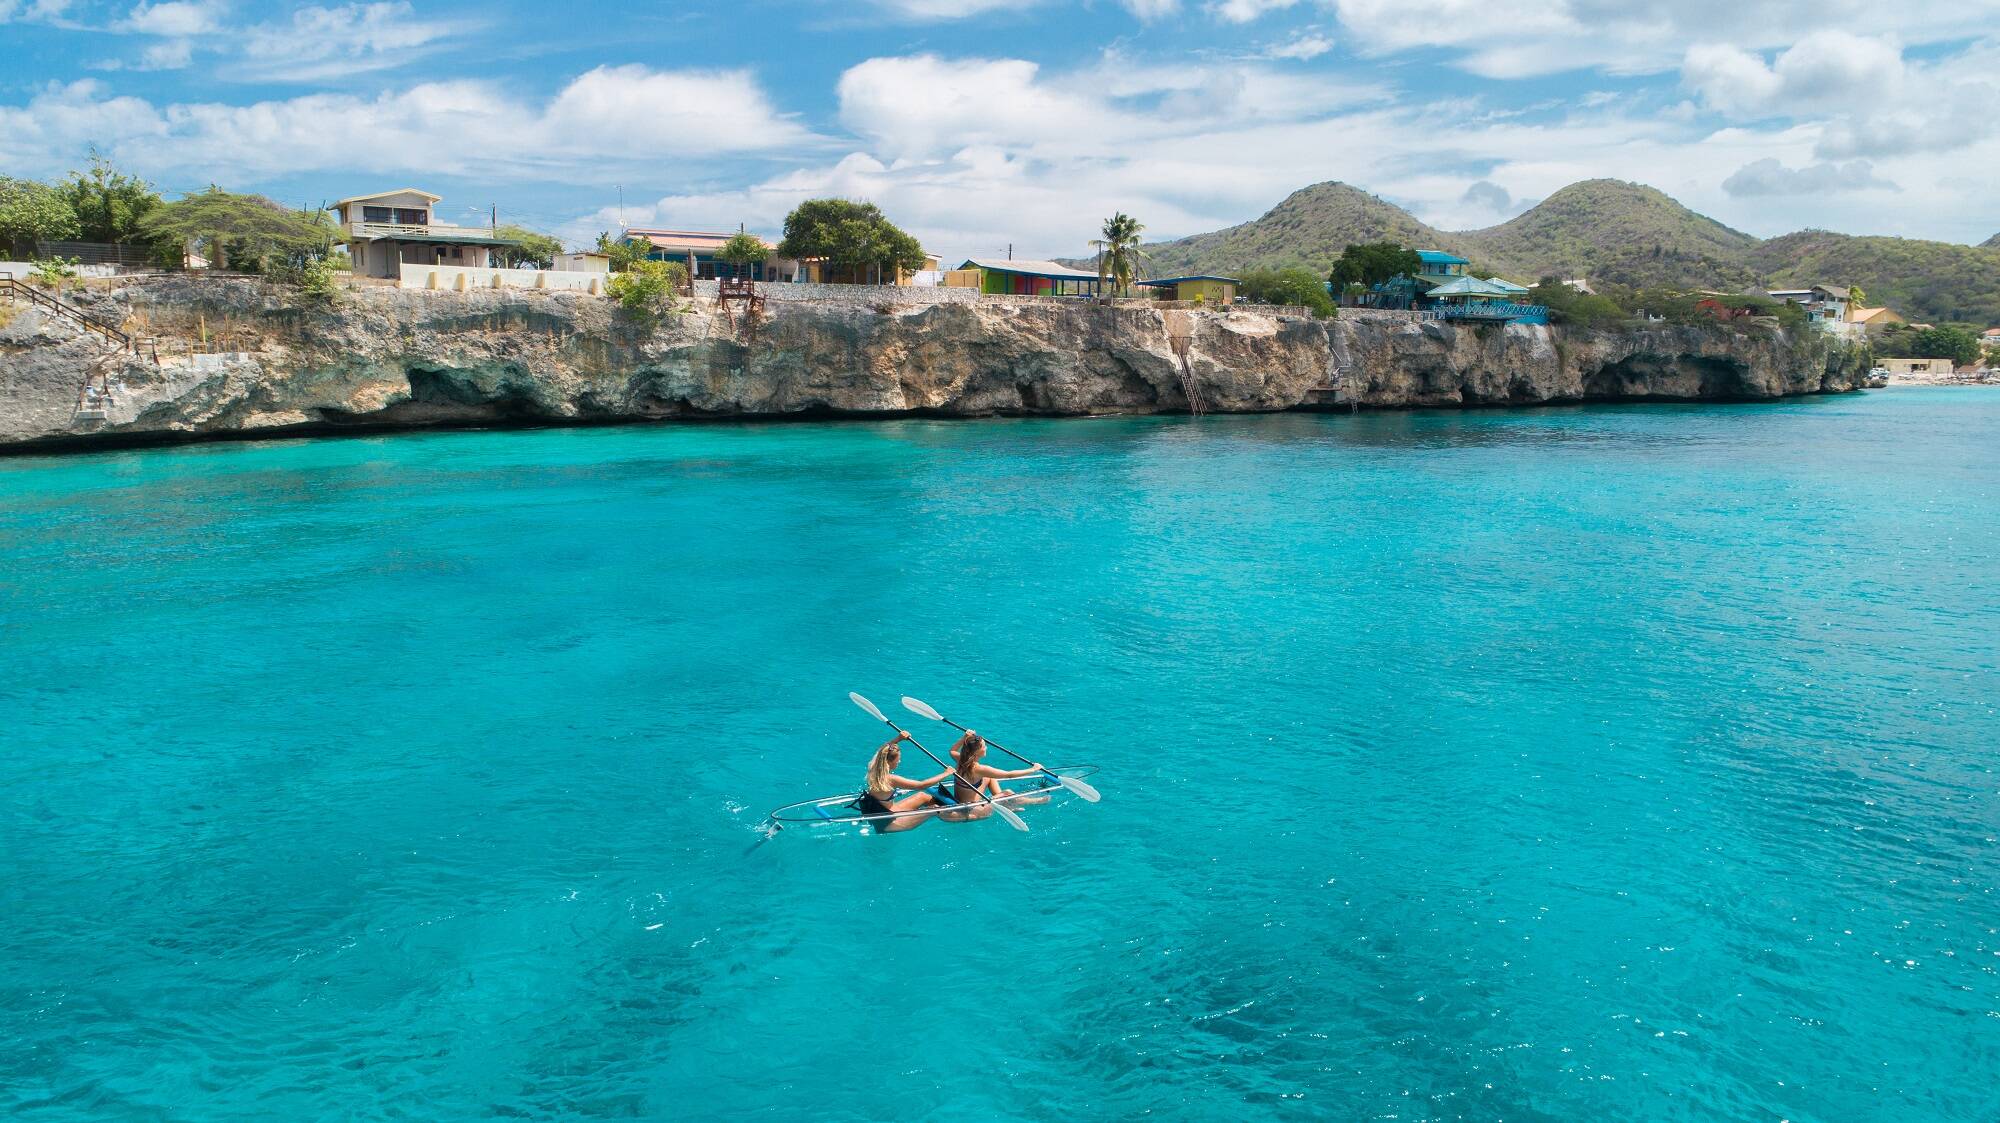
[617,185,626,231]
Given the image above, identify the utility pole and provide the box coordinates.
[490,204,497,234]
[617,186,626,231]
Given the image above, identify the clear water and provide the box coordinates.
[3,391,1996,1122]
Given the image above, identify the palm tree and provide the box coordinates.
[1099,212,1145,299]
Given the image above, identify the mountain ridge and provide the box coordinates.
[1109,179,2000,325]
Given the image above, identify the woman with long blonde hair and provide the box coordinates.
[857,731,953,833]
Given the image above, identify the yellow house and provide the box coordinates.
[1137,275,1238,305]
[1849,306,1906,336]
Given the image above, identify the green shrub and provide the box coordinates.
[1239,266,1335,318]
[295,258,340,304]
[607,260,688,319]
[1530,281,1628,328]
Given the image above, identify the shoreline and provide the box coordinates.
[1,281,1872,457]
[0,389,1873,459]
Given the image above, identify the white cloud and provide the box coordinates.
[137,37,192,69]
[1684,31,1903,115]
[1208,0,1301,22]
[0,0,74,20]
[1721,157,1896,196]
[1264,31,1333,60]
[1684,32,2000,160]
[1330,0,2000,78]
[0,68,819,185]
[237,3,468,81]
[120,0,221,35]
[868,0,1024,18]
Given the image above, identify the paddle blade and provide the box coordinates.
[1056,774,1101,803]
[901,696,944,721]
[848,692,886,723]
[991,799,1030,832]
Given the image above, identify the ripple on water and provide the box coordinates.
[2,396,1997,1120]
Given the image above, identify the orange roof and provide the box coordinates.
[1851,306,1904,324]
[625,228,779,253]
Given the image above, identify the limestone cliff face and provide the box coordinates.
[0,278,1868,451]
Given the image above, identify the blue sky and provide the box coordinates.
[3,0,1997,261]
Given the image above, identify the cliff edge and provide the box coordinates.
[0,279,1869,452]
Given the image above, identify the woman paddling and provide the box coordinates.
[858,732,954,833]
[941,732,1050,820]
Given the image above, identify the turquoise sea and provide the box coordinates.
[3,389,1996,1121]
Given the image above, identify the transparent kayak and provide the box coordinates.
[766,765,1098,833]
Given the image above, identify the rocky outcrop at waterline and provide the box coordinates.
[0,277,1871,452]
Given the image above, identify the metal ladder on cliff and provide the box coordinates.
[1162,311,1207,415]
[74,356,121,422]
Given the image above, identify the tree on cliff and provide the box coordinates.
[0,177,80,257]
[777,199,926,284]
[716,231,770,278]
[137,188,331,271]
[594,232,654,273]
[1238,267,1334,318]
[607,260,689,321]
[1096,212,1146,298]
[493,224,562,269]
[1328,242,1422,289]
[55,152,162,246]
[1529,279,1627,328]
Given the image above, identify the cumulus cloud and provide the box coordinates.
[1683,31,1902,115]
[1684,31,2000,160]
[1721,157,1896,196]
[1330,0,2000,78]
[0,68,819,184]
[120,0,222,36]
[1209,0,1302,22]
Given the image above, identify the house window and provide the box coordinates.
[395,208,429,225]
[362,206,394,222]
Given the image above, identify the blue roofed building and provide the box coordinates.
[1415,249,1471,287]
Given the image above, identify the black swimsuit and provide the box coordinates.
[858,790,896,818]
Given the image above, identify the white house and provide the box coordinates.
[1767,284,1856,335]
[330,188,516,279]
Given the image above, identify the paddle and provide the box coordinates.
[849,692,1029,833]
[900,696,1101,803]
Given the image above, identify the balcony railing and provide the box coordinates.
[1421,302,1548,322]
[346,221,495,240]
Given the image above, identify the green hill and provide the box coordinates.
[1750,231,2000,327]
[1129,182,1465,278]
[1120,177,2000,324]
[1458,180,1761,290]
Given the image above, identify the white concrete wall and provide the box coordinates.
[400,263,607,294]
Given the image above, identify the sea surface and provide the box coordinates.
[2,390,1996,1121]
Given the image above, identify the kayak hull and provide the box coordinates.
[766,765,1098,834]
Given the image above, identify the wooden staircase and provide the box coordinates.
[1,276,133,351]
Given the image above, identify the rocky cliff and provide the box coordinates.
[0,278,1869,452]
